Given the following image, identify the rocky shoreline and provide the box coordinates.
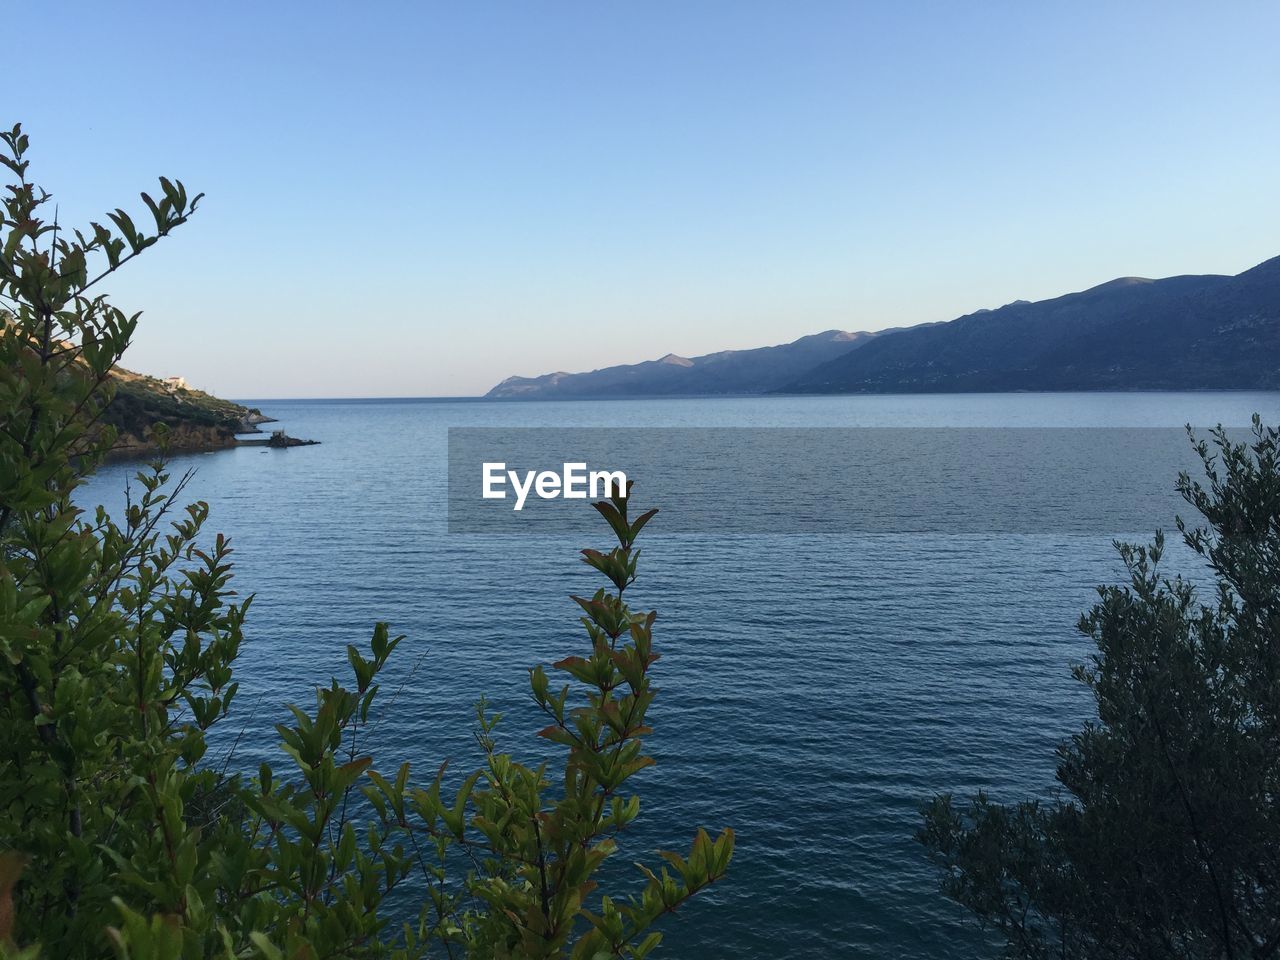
[103,369,318,457]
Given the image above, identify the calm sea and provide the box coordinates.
[82,392,1280,958]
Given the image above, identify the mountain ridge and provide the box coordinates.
[484,328,890,399]
[784,256,1279,393]
[484,255,1280,399]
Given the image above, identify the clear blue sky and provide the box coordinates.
[11,1,1279,397]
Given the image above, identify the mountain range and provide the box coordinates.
[485,255,1280,398]
[487,328,897,399]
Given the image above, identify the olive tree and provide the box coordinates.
[920,418,1280,959]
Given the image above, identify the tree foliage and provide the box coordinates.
[0,124,731,960]
[920,418,1280,959]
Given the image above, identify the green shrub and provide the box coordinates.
[0,124,731,960]
[920,419,1280,958]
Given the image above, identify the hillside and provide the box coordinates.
[103,369,273,453]
[782,255,1280,393]
[485,329,886,399]
[2,311,277,453]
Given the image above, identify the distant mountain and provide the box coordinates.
[782,255,1280,393]
[485,329,887,399]
[484,255,1280,399]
